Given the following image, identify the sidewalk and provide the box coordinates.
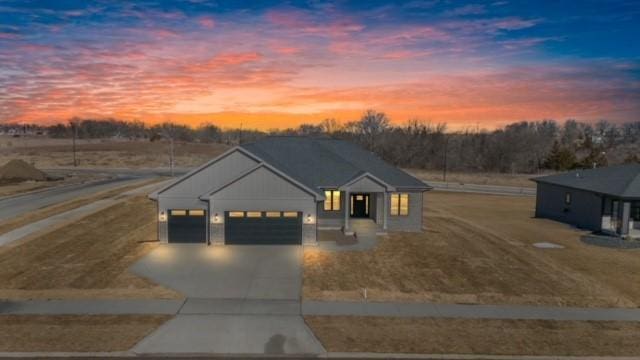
[302,301,640,321]
[4,298,640,322]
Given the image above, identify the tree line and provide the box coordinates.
[2,111,638,173]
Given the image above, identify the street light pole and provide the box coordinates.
[442,134,449,182]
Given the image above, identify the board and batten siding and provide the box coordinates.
[387,191,423,232]
[207,166,317,245]
[156,149,259,243]
[535,182,603,231]
[160,150,259,198]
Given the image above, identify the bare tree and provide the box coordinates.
[356,110,390,151]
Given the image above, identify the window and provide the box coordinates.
[390,193,409,216]
[565,192,572,205]
[246,211,262,218]
[283,211,298,218]
[266,211,281,218]
[189,209,205,216]
[323,190,341,211]
[170,209,186,216]
[229,211,244,218]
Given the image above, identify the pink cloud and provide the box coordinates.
[198,17,215,29]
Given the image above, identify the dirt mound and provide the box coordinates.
[0,159,48,182]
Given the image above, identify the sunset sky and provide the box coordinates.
[0,0,638,130]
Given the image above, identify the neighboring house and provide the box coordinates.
[149,136,431,245]
[532,164,640,238]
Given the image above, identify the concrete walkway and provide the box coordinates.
[5,298,640,322]
[0,199,118,246]
[132,314,325,355]
[302,301,640,321]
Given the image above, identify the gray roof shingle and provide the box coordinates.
[240,136,430,194]
[532,164,640,198]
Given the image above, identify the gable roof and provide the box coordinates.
[532,164,640,198]
[240,136,430,192]
[148,146,261,199]
[198,162,323,200]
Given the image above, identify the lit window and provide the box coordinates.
[229,211,244,218]
[390,193,409,216]
[400,194,409,216]
[246,211,262,218]
[189,209,205,216]
[324,190,341,211]
[390,194,399,215]
[283,211,298,218]
[170,209,186,216]
[565,192,571,205]
[266,211,281,217]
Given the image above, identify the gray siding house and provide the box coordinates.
[532,164,640,238]
[149,137,431,245]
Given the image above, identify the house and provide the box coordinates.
[532,164,640,238]
[149,136,431,245]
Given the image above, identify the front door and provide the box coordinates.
[350,194,369,218]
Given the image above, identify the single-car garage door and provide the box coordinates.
[168,209,207,243]
[225,211,302,245]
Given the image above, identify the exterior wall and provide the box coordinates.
[208,166,317,245]
[156,149,259,243]
[387,191,424,232]
[317,191,345,228]
[535,182,603,231]
[160,150,258,198]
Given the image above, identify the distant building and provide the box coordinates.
[532,164,640,238]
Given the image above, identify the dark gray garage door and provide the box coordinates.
[225,211,302,245]
[168,209,207,243]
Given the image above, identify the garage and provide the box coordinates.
[225,211,302,245]
[168,209,207,243]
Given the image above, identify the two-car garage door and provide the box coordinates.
[167,209,302,245]
[225,211,302,245]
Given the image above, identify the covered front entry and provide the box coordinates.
[225,211,302,245]
[168,209,207,243]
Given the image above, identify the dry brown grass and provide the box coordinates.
[304,192,640,307]
[0,315,170,352]
[306,316,640,356]
[408,169,540,188]
[0,137,228,169]
[0,177,165,237]
[0,196,180,300]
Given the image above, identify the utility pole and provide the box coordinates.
[238,122,243,145]
[71,121,78,167]
[442,134,449,182]
[168,123,175,177]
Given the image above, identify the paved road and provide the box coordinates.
[0,175,144,220]
[427,180,536,196]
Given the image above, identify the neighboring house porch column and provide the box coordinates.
[344,189,350,232]
[383,191,388,230]
[621,201,631,236]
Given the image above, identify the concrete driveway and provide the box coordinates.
[130,244,302,300]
